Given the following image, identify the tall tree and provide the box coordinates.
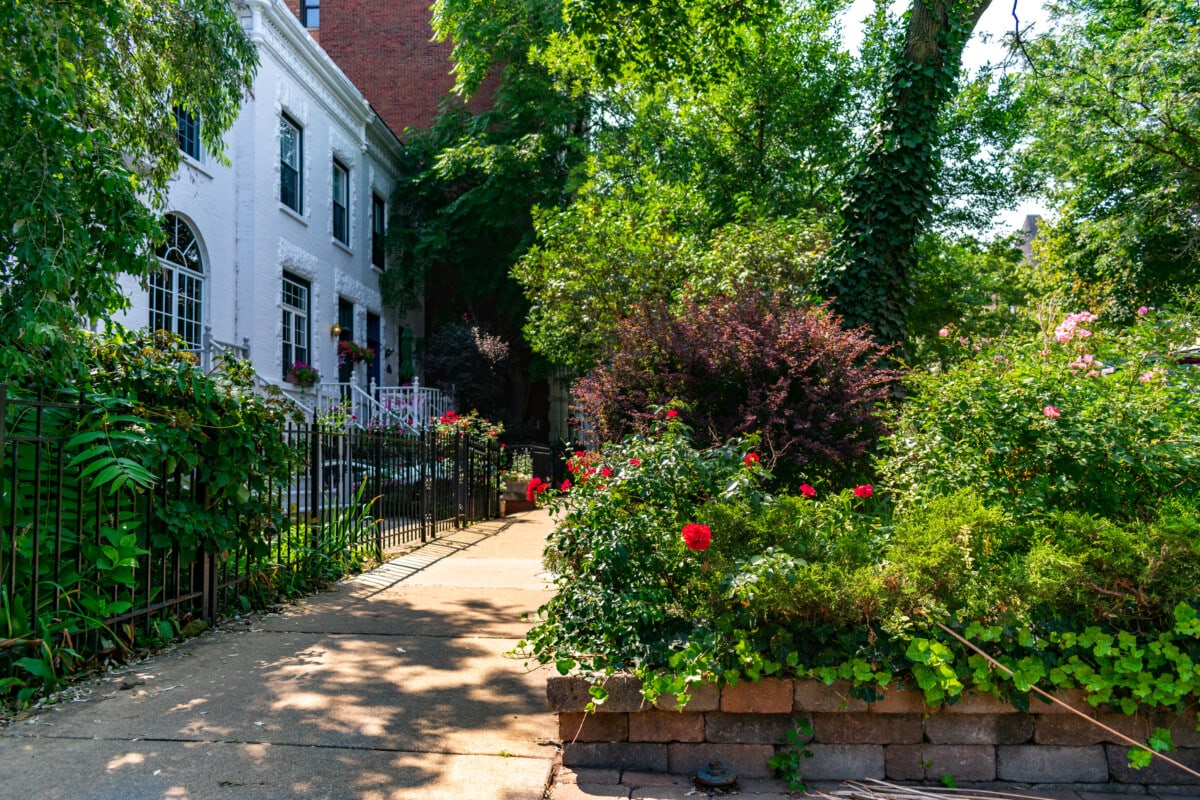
[821,0,993,344]
[1017,0,1200,316]
[0,0,256,380]
[556,0,997,343]
[385,0,588,337]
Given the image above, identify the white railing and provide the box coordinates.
[312,382,375,428]
[308,378,451,432]
[374,377,452,431]
[188,325,452,430]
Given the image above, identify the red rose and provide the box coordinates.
[681,523,712,551]
[600,467,613,477]
[666,409,679,418]
[799,483,817,498]
[744,453,759,466]
[853,484,873,499]
[526,477,548,502]
[560,479,572,491]
[628,458,642,466]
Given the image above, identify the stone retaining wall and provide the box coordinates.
[547,676,1200,787]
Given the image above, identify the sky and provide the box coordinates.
[840,0,1054,232]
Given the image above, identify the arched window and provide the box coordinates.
[151,214,205,349]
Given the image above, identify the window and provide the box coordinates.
[332,160,349,245]
[280,115,302,213]
[300,0,319,27]
[175,107,201,161]
[151,214,205,350]
[282,273,311,378]
[371,194,386,268]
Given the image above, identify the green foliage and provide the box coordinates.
[389,0,587,339]
[558,1,862,225]
[524,337,1200,742]
[905,232,1038,367]
[295,481,382,583]
[81,330,302,555]
[768,720,815,791]
[676,217,829,306]
[881,306,1200,520]
[516,182,704,372]
[0,0,256,381]
[527,419,772,676]
[518,191,830,372]
[0,329,302,700]
[1018,0,1200,315]
[821,0,992,344]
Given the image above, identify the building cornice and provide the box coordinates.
[241,0,404,170]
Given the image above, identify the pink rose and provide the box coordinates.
[1043,405,1061,419]
[938,327,949,338]
[853,484,873,499]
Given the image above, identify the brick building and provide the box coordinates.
[280,0,489,137]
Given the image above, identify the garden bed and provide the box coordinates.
[547,676,1200,787]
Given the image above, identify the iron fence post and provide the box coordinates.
[455,431,465,529]
[309,421,321,527]
[372,429,383,558]
[204,551,218,624]
[419,427,429,543]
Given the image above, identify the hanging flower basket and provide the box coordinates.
[337,340,375,367]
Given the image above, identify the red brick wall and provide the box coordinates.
[285,0,492,138]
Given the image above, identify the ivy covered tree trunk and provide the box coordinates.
[824,0,992,344]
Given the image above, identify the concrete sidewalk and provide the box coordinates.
[0,510,560,800]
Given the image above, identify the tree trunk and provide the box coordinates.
[823,0,992,345]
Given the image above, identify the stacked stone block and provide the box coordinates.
[546,676,1200,786]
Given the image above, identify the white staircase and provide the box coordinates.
[194,326,451,431]
[307,377,452,431]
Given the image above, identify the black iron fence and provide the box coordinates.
[0,390,500,683]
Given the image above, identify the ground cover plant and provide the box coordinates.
[524,306,1200,759]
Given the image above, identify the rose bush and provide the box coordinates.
[524,307,1200,734]
[880,307,1200,520]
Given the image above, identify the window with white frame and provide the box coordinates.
[332,160,349,245]
[280,115,302,213]
[174,107,201,161]
[282,273,311,378]
[371,193,386,268]
[151,214,205,350]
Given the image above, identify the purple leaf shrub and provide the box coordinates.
[573,292,897,483]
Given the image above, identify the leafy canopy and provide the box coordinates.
[1017,0,1200,316]
[0,0,256,381]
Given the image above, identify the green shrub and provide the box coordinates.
[1024,502,1200,626]
[524,422,1200,723]
[880,307,1200,520]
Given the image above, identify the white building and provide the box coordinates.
[114,0,430,422]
